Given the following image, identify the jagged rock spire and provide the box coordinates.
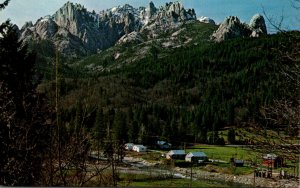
[211,14,267,42]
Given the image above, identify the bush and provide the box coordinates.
[216,137,225,145]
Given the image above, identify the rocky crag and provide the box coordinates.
[18,1,267,57]
[19,1,197,57]
[211,14,267,42]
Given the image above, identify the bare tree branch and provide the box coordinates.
[0,0,10,11]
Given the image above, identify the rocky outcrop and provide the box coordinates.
[117,31,143,44]
[11,24,20,37]
[211,14,267,42]
[21,21,33,30]
[211,16,251,42]
[52,1,122,54]
[141,1,197,38]
[35,17,58,39]
[20,2,135,57]
[148,1,157,18]
[249,14,267,37]
[124,13,136,34]
[19,1,197,57]
[139,1,196,29]
[155,2,196,24]
[53,2,85,36]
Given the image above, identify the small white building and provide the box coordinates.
[157,141,172,149]
[166,150,186,160]
[125,143,134,150]
[185,152,208,163]
[133,145,147,152]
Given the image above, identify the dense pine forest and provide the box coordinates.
[38,31,298,147]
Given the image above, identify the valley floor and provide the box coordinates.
[93,154,299,187]
[173,167,299,188]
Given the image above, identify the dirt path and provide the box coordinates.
[174,167,299,188]
[91,154,299,188]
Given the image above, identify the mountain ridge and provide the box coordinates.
[16,1,267,62]
[19,1,198,57]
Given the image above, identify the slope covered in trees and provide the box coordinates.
[39,30,299,146]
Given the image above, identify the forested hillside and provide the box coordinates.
[39,30,298,146]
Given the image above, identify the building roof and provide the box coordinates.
[234,159,244,164]
[134,145,146,148]
[168,150,185,155]
[263,153,278,160]
[125,143,134,146]
[157,141,171,145]
[186,152,207,157]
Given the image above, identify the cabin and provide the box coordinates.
[230,158,244,167]
[262,153,284,168]
[125,143,134,150]
[132,145,147,152]
[185,152,208,163]
[157,141,172,149]
[166,150,186,160]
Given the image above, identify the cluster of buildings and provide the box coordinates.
[156,141,172,149]
[166,150,209,163]
[124,140,286,171]
[125,140,172,153]
[262,153,284,168]
[125,141,208,164]
[125,143,147,152]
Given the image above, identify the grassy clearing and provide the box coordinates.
[129,179,230,187]
[183,145,260,175]
[195,163,253,175]
[174,144,297,176]
[119,174,231,187]
[141,152,162,163]
[186,145,259,162]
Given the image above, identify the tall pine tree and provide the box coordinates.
[0,16,53,186]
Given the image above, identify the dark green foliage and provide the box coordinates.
[58,78,67,96]
[228,129,236,144]
[0,24,36,116]
[112,110,128,143]
[93,108,106,143]
[44,27,298,146]
[208,131,225,145]
[128,120,139,143]
[0,22,52,186]
[150,45,159,60]
[72,100,82,133]
[0,0,10,10]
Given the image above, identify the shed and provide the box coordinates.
[166,150,186,160]
[185,152,208,163]
[262,153,284,168]
[230,158,244,167]
[133,145,147,152]
[157,141,172,149]
[125,143,134,150]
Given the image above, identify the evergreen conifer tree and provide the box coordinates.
[0,11,53,185]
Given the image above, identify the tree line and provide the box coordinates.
[53,31,298,147]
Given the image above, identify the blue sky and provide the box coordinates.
[0,0,299,32]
